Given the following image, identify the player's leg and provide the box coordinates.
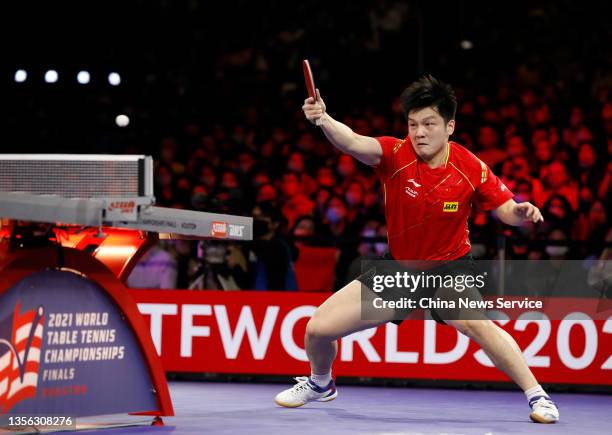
[274,279,395,407]
[445,319,559,423]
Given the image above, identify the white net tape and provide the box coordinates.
[0,155,145,199]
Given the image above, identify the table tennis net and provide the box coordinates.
[0,155,151,199]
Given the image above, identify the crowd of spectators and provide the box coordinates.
[5,1,611,290]
[129,2,612,290]
[140,83,612,289]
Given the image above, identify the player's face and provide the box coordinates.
[407,107,455,162]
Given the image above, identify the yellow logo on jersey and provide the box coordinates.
[443,202,459,212]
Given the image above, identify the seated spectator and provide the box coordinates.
[315,166,337,189]
[476,125,507,168]
[252,168,271,187]
[576,142,601,191]
[220,169,241,190]
[292,215,316,238]
[506,135,528,158]
[250,202,297,291]
[544,227,572,261]
[209,184,246,214]
[345,221,387,282]
[344,179,367,222]
[319,194,363,289]
[336,154,358,181]
[198,164,218,192]
[237,151,256,177]
[542,194,574,233]
[190,184,209,211]
[321,194,351,239]
[533,137,553,171]
[154,164,175,207]
[158,137,186,175]
[286,151,317,195]
[596,157,612,202]
[510,156,546,206]
[174,176,192,208]
[513,179,534,204]
[542,160,579,210]
[313,186,333,221]
[257,183,278,203]
[279,172,315,229]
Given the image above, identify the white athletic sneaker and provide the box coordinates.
[274,376,338,408]
[529,395,560,423]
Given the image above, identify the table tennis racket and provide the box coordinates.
[303,59,323,126]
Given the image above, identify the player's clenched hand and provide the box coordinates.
[513,202,544,223]
[302,89,326,125]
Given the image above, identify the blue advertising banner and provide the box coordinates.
[0,270,158,416]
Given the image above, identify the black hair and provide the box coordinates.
[255,200,285,225]
[323,193,348,210]
[291,214,316,232]
[514,178,533,191]
[400,75,457,123]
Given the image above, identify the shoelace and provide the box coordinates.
[531,396,558,412]
[290,376,311,395]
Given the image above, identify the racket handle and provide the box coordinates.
[315,117,323,126]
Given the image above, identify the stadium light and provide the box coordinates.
[44,70,58,83]
[460,40,474,50]
[108,72,121,86]
[77,70,91,84]
[15,69,27,83]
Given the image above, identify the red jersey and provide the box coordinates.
[374,136,513,261]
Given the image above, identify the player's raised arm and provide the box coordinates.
[302,89,382,166]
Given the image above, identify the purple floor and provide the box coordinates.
[81,381,611,434]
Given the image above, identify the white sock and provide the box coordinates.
[310,372,332,387]
[525,384,549,402]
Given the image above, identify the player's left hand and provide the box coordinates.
[513,202,544,223]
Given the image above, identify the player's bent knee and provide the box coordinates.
[305,316,336,341]
[447,319,492,338]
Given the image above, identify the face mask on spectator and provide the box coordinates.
[359,229,376,254]
[374,242,387,255]
[545,245,568,256]
[361,229,376,238]
[326,207,345,224]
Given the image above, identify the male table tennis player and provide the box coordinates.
[274,76,559,423]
